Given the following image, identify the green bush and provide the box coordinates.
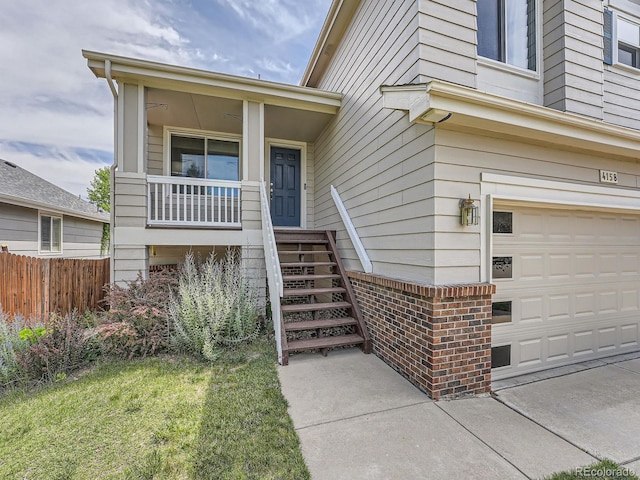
[0,312,31,388]
[15,312,100,384]
[99,269,179,359]
[170,250,260,360]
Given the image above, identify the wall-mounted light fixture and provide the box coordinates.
[459,195,479,226]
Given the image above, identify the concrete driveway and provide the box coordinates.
[493,352,640,475]
[277,349,640,480]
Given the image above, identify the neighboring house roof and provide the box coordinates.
[0,160,109,223]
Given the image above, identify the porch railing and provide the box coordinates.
[331,185,372,273]
[260,179,284,365]
[147,175,241,227]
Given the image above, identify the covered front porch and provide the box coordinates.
[83,51,342,236]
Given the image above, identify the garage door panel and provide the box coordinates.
[492,204,640,379]
[621,324,639,348]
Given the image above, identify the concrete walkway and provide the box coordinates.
[278,350,607,480]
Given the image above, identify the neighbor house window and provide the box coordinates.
[477,0,537,71]
[40,214,62,253]
[170,134,240,181]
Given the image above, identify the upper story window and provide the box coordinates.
[170,134,240,181]
[477,0,537,71]
[40,214,62,253]
[618,17,640,67]
[604,8,640,70]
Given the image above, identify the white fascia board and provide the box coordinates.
[0,195,109,224]
[381,81,640,160]
[84,51,342,114]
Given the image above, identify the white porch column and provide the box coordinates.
[242,100,265,182]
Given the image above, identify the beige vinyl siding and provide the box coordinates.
[433,128,640,282]
[306,143,315,228]
[417,0,477,87]
[544,0,566,110]
[147,124,164,175]
[113,245,148,284]
[0,203,38,255]
[543,0,604,119]
[604,67,640,130]
[241,183,261,231]
[114,173,147,228]
[318,0,420,91]
[61,216,105,259]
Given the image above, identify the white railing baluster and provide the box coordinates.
[146,175,242,227]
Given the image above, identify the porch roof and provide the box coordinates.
[83,50,342,115]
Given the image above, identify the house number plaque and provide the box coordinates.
[599,170,618,184]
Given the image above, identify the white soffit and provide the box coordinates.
[381,81,640,160]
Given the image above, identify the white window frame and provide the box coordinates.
[476,0,540,74]
[615,13,640,70]
[162,126,242,180]
[607,0,640,73]
[38,212,63,255]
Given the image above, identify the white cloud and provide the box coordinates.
[215,0,329,42]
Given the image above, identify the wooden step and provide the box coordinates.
[284,317,357,331]
[280,261,336,268]
[278,250,333,255]
[288,334,365,352]
[276,238,328,244]
[283,286,346,297]
[281,301,352,313]
[282,273,341,282]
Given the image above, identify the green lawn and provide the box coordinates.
[0,336,309,480]
[546,460,638,480]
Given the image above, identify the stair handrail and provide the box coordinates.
[330,185,372,273]
[260,179,284,364]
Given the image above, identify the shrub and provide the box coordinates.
[15,312,100,384]
[99,269,179,359]
[170,250,260,361]
[0,312,31,388]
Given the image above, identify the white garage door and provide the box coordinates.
[491,204,640,380]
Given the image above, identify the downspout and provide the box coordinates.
[105,59,118,283]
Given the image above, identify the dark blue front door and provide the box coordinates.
[270,147,301,227]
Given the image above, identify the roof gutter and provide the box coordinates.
[105,59,118,278]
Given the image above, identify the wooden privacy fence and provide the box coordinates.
[0,253,110,320]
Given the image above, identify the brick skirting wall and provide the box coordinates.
[347,271,495,400]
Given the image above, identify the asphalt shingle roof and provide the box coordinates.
[0,160,109,222]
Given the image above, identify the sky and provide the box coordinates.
[0,0,332,199]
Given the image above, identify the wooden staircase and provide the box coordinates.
[275,229,372,365]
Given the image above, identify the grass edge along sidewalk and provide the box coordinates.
[0,336,310,480]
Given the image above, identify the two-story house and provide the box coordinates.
[84,0,640,399]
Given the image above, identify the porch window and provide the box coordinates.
[40,214,62,253]
[170,134,240,181]
[477,0,537,71]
